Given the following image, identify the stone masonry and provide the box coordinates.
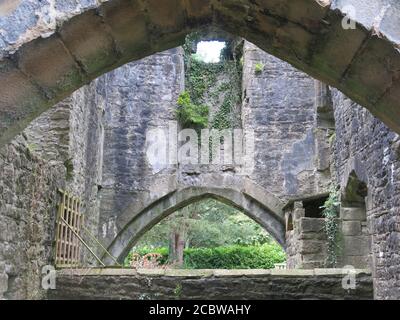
[0,77,104,299]
[49,268,373,300]
[0,1,400,300]
[285,202,328,269]
[1,0,400,149]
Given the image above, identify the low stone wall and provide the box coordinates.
[49,268,373,300]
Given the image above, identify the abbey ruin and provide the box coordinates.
[0,0,399,300]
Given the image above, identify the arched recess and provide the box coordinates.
[1,0,400,148]
[103,186,286,265]
[339,157,371,268]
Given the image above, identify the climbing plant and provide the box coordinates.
[321,186,341,267]
[181,35,243,132]
[176,91,209,129]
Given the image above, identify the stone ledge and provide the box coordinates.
[56,268,372,278]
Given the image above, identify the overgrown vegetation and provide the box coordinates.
[126,243,285,269]
[125,199,286,269]
[179,34,243,131]
[176,91,209,129]
[321,186,341,267]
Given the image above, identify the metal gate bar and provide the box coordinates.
[55,190,84,267]
[55,190,119,268]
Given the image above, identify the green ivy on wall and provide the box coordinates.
[179,35,243,132]
[321,186,341,267]
[176,91,209,129]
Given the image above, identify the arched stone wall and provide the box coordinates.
[339,158,371,269]
[103,182,286,264]
[1,0,400,148]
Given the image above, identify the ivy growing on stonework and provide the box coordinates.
[176,91,209,129]
[179,34,243,131]
[320,185,341,267]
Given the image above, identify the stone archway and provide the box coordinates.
[339,157,371,268]
[1,0,400,148]
[103,185,286,264]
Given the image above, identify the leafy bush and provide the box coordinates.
[176,91,209,129]
[184,244,285,269]
[126,244,286,269]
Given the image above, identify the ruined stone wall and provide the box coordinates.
[331,90,400,299]
[98,48,184,248]
[285,204,328,269]
[0,136,62,299]
[49,268,373,300]
[0,78,104,299]
[242,42,331,200]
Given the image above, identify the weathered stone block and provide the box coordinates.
[145,0,186,32]
[341,207,366,221]
[375,78,400,134]
[310,11,368,84]
[0,59,48,145]
[343,235,371,257]
[301,253,327,263]
[294,208,305,220]
[341,255,371,269]
[342,220,362,236]
[299,217,325,233]
[16,35,83,98]
[343,35,400,105]
[101,0,150,60]
[255,0,330,27]
[59,10,118,77]
[300,240,325,254]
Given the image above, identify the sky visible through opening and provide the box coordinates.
[196,41,226,63]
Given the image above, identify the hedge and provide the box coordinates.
[126,244,286,269]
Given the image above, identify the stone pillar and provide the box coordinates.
[285,201,329,269]
[339,206,371,268]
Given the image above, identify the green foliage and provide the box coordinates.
[126,198,286,269]
[127,244,286,269]
[321,186,341,267]
[174,284,182,299]
[184,244,285,269]
[176,91,209,129]
[134,199,273,250]
[211,91,236,130]
[254,62,264,74]
[186,57,224,105]
[182,35,242,131]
